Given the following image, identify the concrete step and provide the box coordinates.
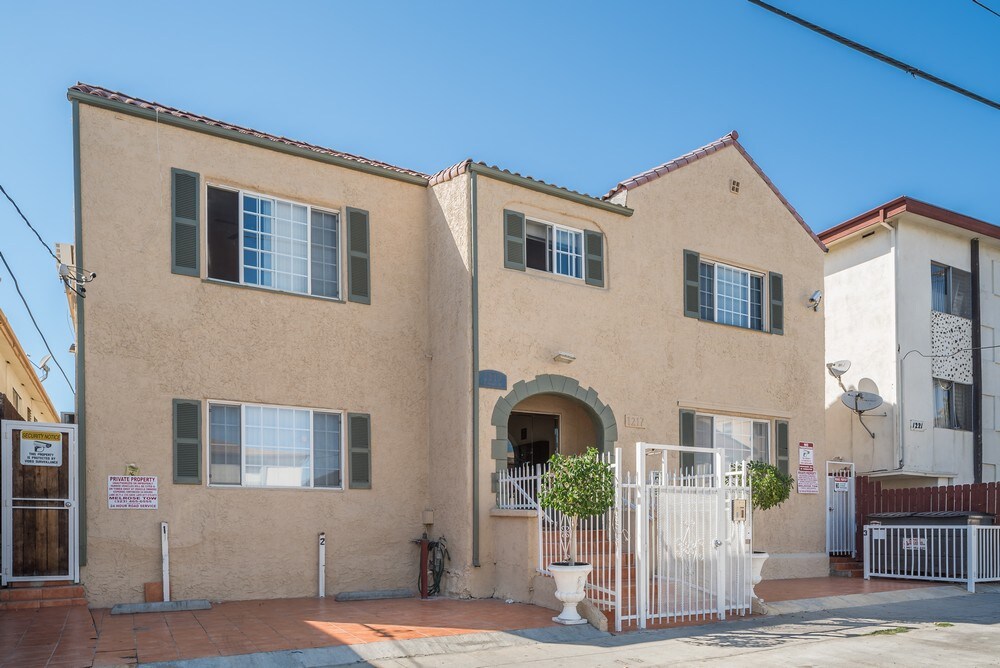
[0,597,88,610]
[0,584,85,602]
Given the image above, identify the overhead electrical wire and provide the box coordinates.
[0,246,75,394]
[0,183,59,262]
[747,0,1000,113]
[972,0,1000,20]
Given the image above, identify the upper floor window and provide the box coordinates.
[698,260,764,331]
[207,186,340,299]
[931,262,971,319]
[10,389,20,414]
[525,219,584,280]
[502,209,605,287]
[684,250,781,334]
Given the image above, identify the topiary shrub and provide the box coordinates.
[538,448,615,565]
[745,460,794,511]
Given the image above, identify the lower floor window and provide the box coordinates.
[693,413,770,469]
[934,379,972,431]
[208,402,343,488]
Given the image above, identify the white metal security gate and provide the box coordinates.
[627,442,752,630]
[826,461,856,556]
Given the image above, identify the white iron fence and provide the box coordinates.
[863,524,1000,592]
[495,444,752,632]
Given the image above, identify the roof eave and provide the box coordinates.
[67,89,429,187]
[468,163,633,217]
[819,196,1000,245]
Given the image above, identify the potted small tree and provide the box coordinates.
[538,448,615,625]
[745,460,794,594]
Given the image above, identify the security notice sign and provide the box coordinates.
[108,476,158,509]
[19,430,63,466]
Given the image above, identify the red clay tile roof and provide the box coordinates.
[819,196,1000,244]
[69,83,429,180]
[603,131,826,251]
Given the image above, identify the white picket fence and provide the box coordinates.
[864,524,1000,592]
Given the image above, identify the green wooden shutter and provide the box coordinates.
[173,399,202,484]
[684,250,700,319]
[769,271,784,335]
[679,408,696,471]
[347,207,371,304]
[584,230,605,287]
[503,209,526,271]
[776,420,789,475]
[348,412,371,489]
[171,168,200,276]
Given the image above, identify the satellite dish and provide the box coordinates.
[826,360,852,379]
[841,390,883,413]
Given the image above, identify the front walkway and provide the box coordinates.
[0,597,557,667]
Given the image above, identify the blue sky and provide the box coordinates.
[1,0,998,413]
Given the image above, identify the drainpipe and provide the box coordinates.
[883,218,905,471]
[972,238,983,483]
[470,171,480,567]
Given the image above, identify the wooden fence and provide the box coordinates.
[854,476,1000,558]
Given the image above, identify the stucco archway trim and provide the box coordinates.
[489,374,618,483]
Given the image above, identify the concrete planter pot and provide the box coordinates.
[549,562,592,625]
[751,551,769,597]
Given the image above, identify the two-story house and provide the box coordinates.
[821,197,1000,487]
[64,83,827,607]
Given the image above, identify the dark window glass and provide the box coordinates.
[313,412,342,488]
[934,379,973,431]
[699,262,715,321]
[954,381,973,431]
[526,234,547,271]
[951,268,973,319]
[207,187,240,282]
[209,404,241,484]
[931,262,948,313]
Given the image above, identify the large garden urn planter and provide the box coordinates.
[549,562,592,625]
[751,551,769,597]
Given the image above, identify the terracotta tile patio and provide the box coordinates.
[755,576,937,603]
[0,597,558,667]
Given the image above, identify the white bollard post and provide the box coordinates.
[967,526,977,594]
[161,522,170,603]
[319,532,327,598]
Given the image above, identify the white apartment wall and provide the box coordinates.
[978,245,1000,482]
[824,226,898,473]
[895,220,974,482]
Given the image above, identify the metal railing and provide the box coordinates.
[496,462,541,510]
[864,524,1000,592]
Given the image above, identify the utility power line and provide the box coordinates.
[0,183,59,262]
[972,0,1000,20]
[0,246,75,394]
[748,0,1000,113]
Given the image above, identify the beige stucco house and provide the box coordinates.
[68,83,828,607]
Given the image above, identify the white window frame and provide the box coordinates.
[208,184,343,301]
[525,217,585,280]
[206,400,346,491]
[699,259,766,331]
[695,412,772,466]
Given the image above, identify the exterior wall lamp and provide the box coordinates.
[553,352,576,364]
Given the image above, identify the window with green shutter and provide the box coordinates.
[584,230,605,287]
[504,210,526,271]
[775,420,789,475]
[769,272,784,335]
[173,399,202,484]
[347,207,371,304]
[171,169,200,276]
[348,413,371,489]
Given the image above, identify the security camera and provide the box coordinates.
[808,290,823,311]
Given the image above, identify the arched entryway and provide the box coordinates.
[489,374,618,477]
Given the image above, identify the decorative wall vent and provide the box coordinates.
[730,179,740,194]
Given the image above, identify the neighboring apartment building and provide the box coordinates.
[68,83,827,607]
[0,307,58,423]
[821,198,1000,487]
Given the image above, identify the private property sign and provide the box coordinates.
[19,430,63,466]
[108,475,158,509]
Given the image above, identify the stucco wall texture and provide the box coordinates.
[77,99,827,607]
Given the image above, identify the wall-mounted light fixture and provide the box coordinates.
[553,352,576,364]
